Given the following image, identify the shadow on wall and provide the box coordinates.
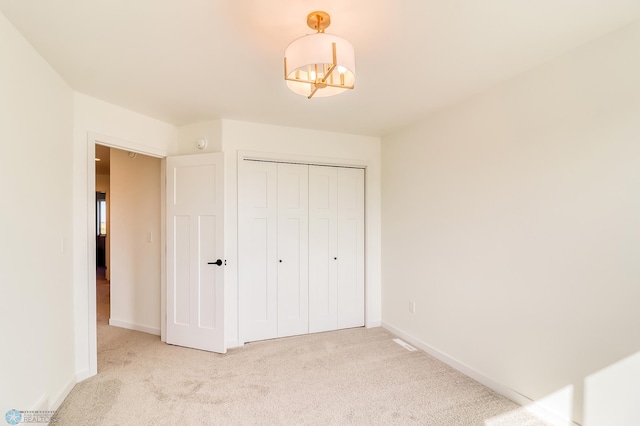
[485,350,640,426]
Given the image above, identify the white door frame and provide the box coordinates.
[85,132,167,377]
[236,150,370,346]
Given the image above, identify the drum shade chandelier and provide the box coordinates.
[284,11,355,99]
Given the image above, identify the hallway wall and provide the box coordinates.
[109,149,162,334]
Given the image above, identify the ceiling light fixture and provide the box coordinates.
[284,11,355,99]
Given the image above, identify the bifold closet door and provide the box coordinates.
[240,161,309,341]
[238,161,278,342]
[336,167,365,329]
[308,166,338,333]
[240,161,362,343]
[309,166,365,332]
[276,163,309,338]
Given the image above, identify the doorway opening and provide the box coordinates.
[96,192,110,325]
[93,142,164,372]
[85,134,167,378]
[95,144,111,331]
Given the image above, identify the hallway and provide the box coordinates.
[96,267,109,326]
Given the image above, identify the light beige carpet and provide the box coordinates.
[54,276,548,425]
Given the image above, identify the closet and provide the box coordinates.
[239,159,365,343]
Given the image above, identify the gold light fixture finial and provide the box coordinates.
[284,11,355,99]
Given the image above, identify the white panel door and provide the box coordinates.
[277,163,309,338]
[308,166,338,333]
[166,153,225,353]
[238,160,278,342]
[337,168,365,329]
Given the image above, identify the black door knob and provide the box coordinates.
[208,259,223,266]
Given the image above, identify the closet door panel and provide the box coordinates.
[277,164,309,337]
[308,166,338,333]
[239,161,278,342]
[337,168,365,329]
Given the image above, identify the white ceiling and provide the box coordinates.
[2,1,640,136]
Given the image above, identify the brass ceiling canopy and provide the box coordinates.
[306,11,331,33]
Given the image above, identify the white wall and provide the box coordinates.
[176,120,222,155]
[381,20,640,425]
[220,120,382,348]
[0,12,75,412]
[72,94,177,378]
[109,149,161,334]
[584,350,640,425]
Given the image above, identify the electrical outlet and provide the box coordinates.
[409,301,416,314]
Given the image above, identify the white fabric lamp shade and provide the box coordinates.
[285,33,356,97]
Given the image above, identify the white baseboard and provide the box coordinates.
[226,339,239,349]
[19,394,50,425]
[50,375,76,411]
[381,322,529,404]
[31,394,48,411]
[381,321,580,426]
[75,369,93,382]
[366,320,382,328]
[109,319,160,336]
